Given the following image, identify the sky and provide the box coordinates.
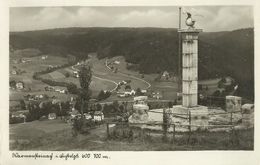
[10,6,253,32]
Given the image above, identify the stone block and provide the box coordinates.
[226,96,242,112]
[241,104,254,128]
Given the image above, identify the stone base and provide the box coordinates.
[128,113,149,123]
[171,105,209,131]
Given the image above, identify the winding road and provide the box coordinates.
[105,59,151,89]
[71,65,118,92]
[71,58,151,93]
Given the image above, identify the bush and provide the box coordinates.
[135,88,142,96]
[67,83,78,94]
[97,90,108,101]
[125,85,131,90]
[65,72,70,78]
[9,117,24,124]
[72,117,97,136]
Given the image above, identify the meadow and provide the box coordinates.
[9,119,254,151]
[9,49,74,103]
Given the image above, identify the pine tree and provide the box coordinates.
[78,65,92,114]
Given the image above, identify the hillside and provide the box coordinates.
[9,27,254,99]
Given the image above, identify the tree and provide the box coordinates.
[213,90,221,97]
[162,108,170,142]
[103,104,109,116]
[97,90,105,101]
[19,99,26,110]
[67,83,78,94]
[61,101,70,116]
[125,85,131,90]
[168,101,173,108]
[119,104,125,113]
[104,91,111,98]
[205,85,209,91]
[112,100,119,113]
[96,103,102,111]
[10,80,16,88]
[79,65,92,89]
[65,72,70,78]
[78,65,92,114]
[28,102,40,120]
[114,67,118,73]
[135,88,142,96]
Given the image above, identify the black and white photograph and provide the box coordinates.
[8,5,255,151]
[1,1,259,164]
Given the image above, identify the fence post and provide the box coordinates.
[172,124,176,144]
[189,111,191,131]
[230,125,234,146]
[106,123,110,138]
[230,112,233,125]
[188,111,191,143]
[209,96,212,108]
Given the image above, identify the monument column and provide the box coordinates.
[171,20,208,130]
[178,29,202,108]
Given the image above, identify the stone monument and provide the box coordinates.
[171,12,208,130]
[128,96,149,123]
[226,95,242,112]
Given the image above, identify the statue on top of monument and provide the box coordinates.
[185,12,196,28]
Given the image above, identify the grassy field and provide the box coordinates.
[10,48,42,58]
[9,50,222,107]
[41,71,116,97]
[9,49,73,103]
[9,120,71,150]
[9,120,254,151]
[49,71,66,79]
[40,55,150,98]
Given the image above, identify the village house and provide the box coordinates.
[11,70,17,75]
[152,92,163,99]
[73,71,79,78]
[117,88,136,97]
[41,55,48,60]
[48,65,54,70]
[11,111,27,118]
[21,58,31,63]
[48,113,57,120]
[12,59,18,64]
[16,81,24,90]
[59,89,67,94]
[70,110,80,118]
[125,89,136,96]
[11,110,28,123]
[35,94,45,100]
[114,60,120,65]
[93,111,104,121]
[161,71,170,80]
[141,89,147,94]
[55,88,61,92]
[45,86,55,91]
[84,113,92,120]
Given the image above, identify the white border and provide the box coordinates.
[1,0,260,165]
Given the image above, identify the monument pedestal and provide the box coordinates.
[172,105,208,131]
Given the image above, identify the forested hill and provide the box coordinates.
[10,27,254,99]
